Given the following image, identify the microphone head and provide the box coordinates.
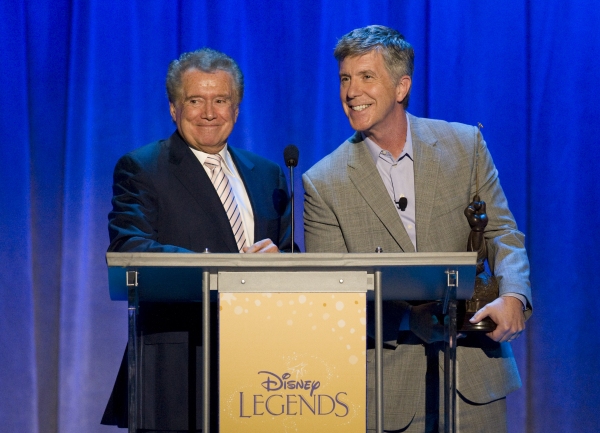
[283,144,299,167]
[398,197,408,211]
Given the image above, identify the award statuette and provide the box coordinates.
[459,123,499,332]
[459,194,499,332]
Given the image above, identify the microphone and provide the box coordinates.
[283,145,299,252]
[395,197,408,211]
[284,145,299,168]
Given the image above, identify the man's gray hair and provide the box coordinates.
[334,25,414,108]
[166,48,244,105]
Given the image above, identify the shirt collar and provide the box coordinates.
[363,114,413,164]
[190,144,236,175]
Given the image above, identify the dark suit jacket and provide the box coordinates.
[102,131,293,430]
[108,130,293,254]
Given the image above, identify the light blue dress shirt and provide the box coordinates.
[364,115,416,251]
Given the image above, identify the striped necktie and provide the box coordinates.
[204,154,247,252]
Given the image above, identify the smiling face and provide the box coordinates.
[339,50,411,140]
[169,68,239,154]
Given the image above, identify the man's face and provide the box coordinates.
[339,50,410,137]
[169,68,239,154]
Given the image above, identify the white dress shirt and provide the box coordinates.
[190,145,255,247]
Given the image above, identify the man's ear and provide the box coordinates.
[396,75,412,103]
[169,102,177,123]
[234,105,240,122]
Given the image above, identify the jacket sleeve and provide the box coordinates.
[474,129,532,314]
[107,153,192,253]
[302,171,349,253]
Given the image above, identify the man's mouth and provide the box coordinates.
[351,104,371,112]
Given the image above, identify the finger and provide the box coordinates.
[489,327,516,343]
[256,240,278,253]
[470,307,487,323]
[485,319,509,341]
[486,329,506,342]
[251,239,279,253]
[244,239,269,253]
[266,243,280,253]
[507,331,522,342]
[244,244,258,253]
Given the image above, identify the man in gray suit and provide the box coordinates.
[303,25,531,432]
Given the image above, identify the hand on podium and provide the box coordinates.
[243,238,280,253]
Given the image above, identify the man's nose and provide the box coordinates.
[346,79,361,98]
[202,102,215,120]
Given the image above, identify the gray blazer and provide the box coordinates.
[303,113,531,429]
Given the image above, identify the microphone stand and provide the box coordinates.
[289,165,295,253]
[284,144,299,253]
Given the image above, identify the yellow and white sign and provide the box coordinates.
[219,291,366,432]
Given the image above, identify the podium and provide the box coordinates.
[107,251,476,433]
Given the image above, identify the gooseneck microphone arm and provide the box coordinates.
[283,145,299,253]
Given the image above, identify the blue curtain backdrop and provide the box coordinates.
[1,0,599,431]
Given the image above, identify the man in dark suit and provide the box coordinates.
[102,48,293,431]
[303,26,531,432]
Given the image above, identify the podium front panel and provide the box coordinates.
[219,281,367,433]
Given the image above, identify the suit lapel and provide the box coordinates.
[409,114,441,251]
[346,133,415,252]
[167,133,239,252]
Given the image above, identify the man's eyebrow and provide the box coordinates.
[357,69,376,76]
[184,93,231,101]
[339,69,377,77]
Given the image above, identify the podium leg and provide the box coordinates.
[202,270,211,433]
[127,274,139,433]
[443,271,458,433]
[374,270,383,433]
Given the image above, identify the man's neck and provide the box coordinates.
[363,110,408,159]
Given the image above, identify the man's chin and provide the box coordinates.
[347,119,370,133]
